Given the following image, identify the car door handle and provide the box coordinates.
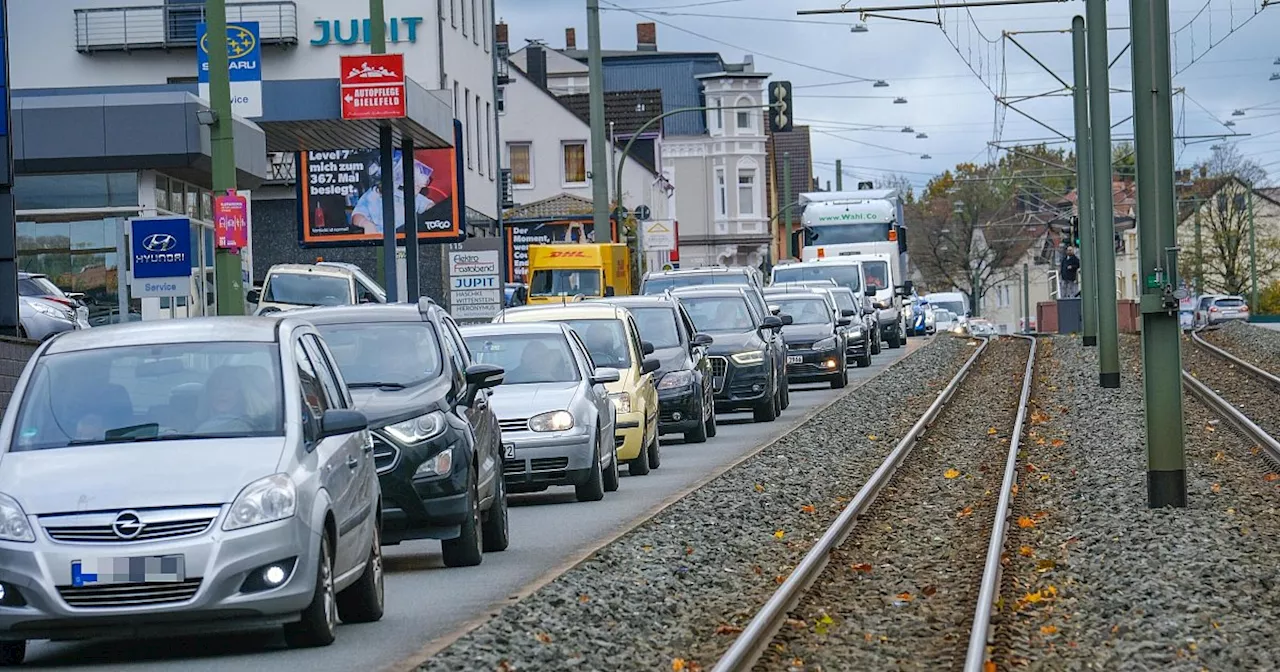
[347,455,360,470]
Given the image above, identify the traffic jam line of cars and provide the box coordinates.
[0,261,913,666]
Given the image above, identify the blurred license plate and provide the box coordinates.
[71,555,185,587]
[503,443,516,459]
[787,355,803,364]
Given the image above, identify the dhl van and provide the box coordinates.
[526,244,632,305]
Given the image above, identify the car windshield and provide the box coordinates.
[642,274,748,294]
[465,333,580,385]
[18,276,66,298]
[12,342,284,451]
[314,322,443,388]
[775,298,831,325]
[530,270,602,297]
[555,319,632,369]
[263,273,351,307]
[628,307,681,349]
[831,291,858,314]
[930,300,966,315]
[681,296,756,332]
[773,265,863,293]
[863,261,890,291]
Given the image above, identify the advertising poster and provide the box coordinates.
[298,146,461,246]
[504,220,618,284]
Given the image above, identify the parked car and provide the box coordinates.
[495,304,662,476]
[595,295,718,443]
[0,317,382,662]
[639,266,765,296]
[770,292,852,388]
[933,309,960,334]
[18,273,89,327]
[250,264,387,315]
[673,285,791,410]
[671,287,787,423]
[294,300,508,567]
[461,322,621,501]
[826,286,876,366]
[1202,294,1250,326]
[18,297,81,341]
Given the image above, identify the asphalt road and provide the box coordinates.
[24,341,920,671]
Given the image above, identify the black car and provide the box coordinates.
[596,295,718,443]
[770,292,853,388]
[672,287,786,423]
[295,299,508,568]
[827,286,875,368]
[639,266,765,295]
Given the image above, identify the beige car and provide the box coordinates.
[249,264,386,315]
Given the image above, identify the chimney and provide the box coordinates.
[527,45,548,90]
[637,22,657,51]
[495,22,508,50]
[566,27,577,50]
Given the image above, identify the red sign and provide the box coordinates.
[340,54,407,120]
[214,191,249,250]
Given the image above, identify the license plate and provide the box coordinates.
[787,355,803,364]
[71,555,185,587]
[503,443,516,459]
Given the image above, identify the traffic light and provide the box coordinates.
[1069,215,1080,248]
[768,80,793,133]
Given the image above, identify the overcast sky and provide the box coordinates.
[496,0,1280,189]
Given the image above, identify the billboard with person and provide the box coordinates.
[297,144,462,246]
[504,219,618,284]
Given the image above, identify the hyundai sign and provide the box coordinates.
[197,21,263,118]
[130,217,191,297]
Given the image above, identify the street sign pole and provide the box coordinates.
[0,0,16,336]
[783,152,793,259]
[206,0,244,316]
[1071,16,1098,347]
[369,0,399,303]
[1086,0,1120,387]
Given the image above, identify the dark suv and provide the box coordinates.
[671,287,786,423]
[596,295,718,443]
[295,299,508,568]
[769,291,853,388]
[640,267,765,296]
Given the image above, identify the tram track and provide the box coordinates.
[1184,328,1280,463]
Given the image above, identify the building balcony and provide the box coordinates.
[75,2,298,53]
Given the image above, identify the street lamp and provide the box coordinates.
[916,132,928,139]
[851,23,869,32]
[873,80,889,88]
[894,97,908,104]
[1232,109,1245,116]
[920,153,932,160]
[901,126,915,133]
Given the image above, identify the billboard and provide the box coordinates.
[297,145,461,246]
[504,220,617,284]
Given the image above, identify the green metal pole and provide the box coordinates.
[835,159,843,191]
[1130,0,1186,507]
[207,0,243,316]
[783,152,793,259]
[1087,0,1120,388]
[1194,197,1202,296]
[1249,185,1258,313]
[1023,262,1030,333]
[586,0,610,235]
[1071,16,1098,346]
[370,0,398,302]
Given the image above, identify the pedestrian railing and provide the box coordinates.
[1048,270,1126,300]
[75,2,298,53]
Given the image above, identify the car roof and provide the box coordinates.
[775,258,863,268]
[770,292,830,302]
[497,303,631,322]
[289,302,429,325]
[593,296,675,309]
[267,264,351,278]
[668,286,749,298]
[460,322,572,337]
[646,267,751,277]
[43,316,292,354]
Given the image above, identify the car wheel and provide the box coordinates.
[684,397,709,443]
[859,346,873,368]
[780,375,791,410]
[628,434,651,476]
[481,474,510,552]
[336,521,384,623]
[705,393,718,438]
[831,365,848,389]
[576,446,606,502]
[647,430,662,470]
[773,381,783,416]
[283,533,338,648]
[887,328,902,349]
[441,472,483,567]
[603,433,621,493]
[0,641,25,665]
[871,333,882,355]
[753,384,779,423]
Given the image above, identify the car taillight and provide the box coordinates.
[1242,305,1250,312]
[1209,306,1219,312]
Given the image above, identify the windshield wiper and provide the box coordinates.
[348,382,407,390]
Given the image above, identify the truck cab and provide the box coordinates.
[526,243,632,305]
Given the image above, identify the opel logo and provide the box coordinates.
[142,234,177,253]
[112,511,145,540]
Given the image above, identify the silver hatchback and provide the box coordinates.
[0,317,383,663]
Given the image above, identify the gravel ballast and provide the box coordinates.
[992,335,1280,670]
[759,337,1032,671]
[1183,337,1280,439]
[419,336,975,672]
[1201,321,1280,373]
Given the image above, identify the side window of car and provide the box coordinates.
[437,318,469,394]
[627,317,645,360]
[568,331,594,374]
[295,341,330,430]
[303,334,348,409]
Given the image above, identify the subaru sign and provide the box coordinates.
[130,217,191,298]
[197,21,262,118]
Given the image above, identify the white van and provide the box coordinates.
[249,263,387,315]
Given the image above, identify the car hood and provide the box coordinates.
[490,382,581,419]
[0,438,286,515]
[653,346,692,374]
[705,330,764,355]
[782,324,834,342]
[348,377,451,428]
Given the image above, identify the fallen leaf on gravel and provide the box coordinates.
[800,505,816,514]
[775,575,787,584]
[643,545,653,552]
[988,427,998,435]
[1051,439,1066,448]
[1252,446,1262,455]
[957,506,974,518]
[672,659,687,671]
[867,434,878,441]
[895,592,914,602]
[1036,559,1056,571]
[685,547,695,555]
[773,530,786,539]
[1039,473,1051,482]
[752,565,763,575]
[754,483,765,493]
[1011,484,1019,496]
[1019,546,1035,557]
[786,618,807,629]
[922,585,938,597]
[1265,474,1280,482]
[1041,625,1059,635]
[814,613,834,635]
[1227,508,1237,515]
[945,468,961,479]
[1212,451,1226,462]
[497,661,515,672]
[1031,410,1050,424]
[1211,483,1222,493]
[1033,511,1048,520]
[535,632,553,644]
[984,662,997,672]
[714,624,743,635]
[1018,516,1037,529]
[1205,424,1216,433]
[851,563,873,573]
[579,594,590,603]
[1036,438,1047,446]
[1026,463,1038,472]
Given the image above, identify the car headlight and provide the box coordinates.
[730,350,766,366]
[608,392,632,414]
[224,474,297,531]
[0,493,34,543]
[813,336,838,351]
[529,410,575,432]
[385,411,447,446]
[658,370,694,390]
[414,447,454,478]
[30,302,69,320]
[847,328,863,339]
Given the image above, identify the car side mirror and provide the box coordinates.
[591,367,621,384]
[761,315,784,330]
[641,358,661,375]
[246,289,261,304]
[641,340,656,356]
[902,280,915,295]
[837,317,852,327]
[864,287,876,297]
[841,309,857,317]
[691,332,714,347]
[780,314,794,326]
[318,409,369,440]
[465,363,505,390]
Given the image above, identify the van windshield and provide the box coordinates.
[263,273,351,307]
[772,265,862,293]
[530,270,602,297]
[863,261,890,291]
[930,300,966,315]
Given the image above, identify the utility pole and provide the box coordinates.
[1022,262,1030,333]
[1087,0,1120,388]
[1071,16,1098,347]
[207,0,244,316]
[1249,184,1258,313]
[586,0,610,235]
[402,134,419,301]
[371,0,398,302]
[783,152,793,259]
[835,159,843,191]
[1193,197,1203,296]
[1130,0,1186,507]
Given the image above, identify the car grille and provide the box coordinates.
[504,457,571,484]
[498,418,529,433]
[371,434,399,474]
[58,580,202,608]
[42,509,219,544]
[788,342,814,351]
[709,356,728,378]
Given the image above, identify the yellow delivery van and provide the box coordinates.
[526,243,633,304]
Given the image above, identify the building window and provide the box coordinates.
[496,87,505,114]
[472,0,479,44]
[563,142,587,185]
[461,0,468,36]
[714,99,723,132]
[453,81,460,120]
[483,0,490,52]
[486,102,494,181]
[475,94,484,176]
[465,90,473,169]
[451,0,458,27]
[715,168,727,217]
[738,170,755,215]
[997,286,1011,308]
[509,143,532,187]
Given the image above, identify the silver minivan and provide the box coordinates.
[0,317,383,663]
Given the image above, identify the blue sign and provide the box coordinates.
[131,217,192,280]
[197,22,261,84]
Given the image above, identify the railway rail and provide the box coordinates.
[1184,328,1280,461]
[710,335,1037,672]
